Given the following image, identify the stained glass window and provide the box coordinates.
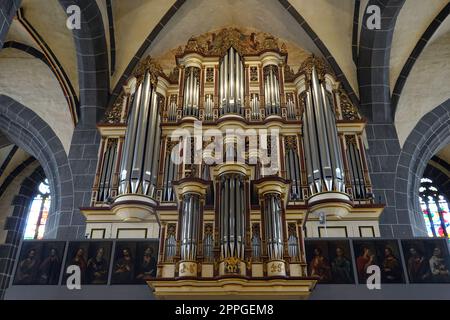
[23,179,51,240]
[419,178,450,239]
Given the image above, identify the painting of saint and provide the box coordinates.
[354,240,405,284]
[37,247,61,285]
[381,245,403,283]
[135,245,157,283]
[14,242,65,285]
[308,247,332,282]
[64,242,89,284]
[401,241,431,283]
[355,245,376,283]
[429,246,450,283]
[112,244,135,284]
[14,247,40,285]
[331,246,353,284]
[406,246,430,283]
[402,239,450,283]
[86,244,111,285]
[305,240,354,284]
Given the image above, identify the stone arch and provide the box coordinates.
[0,95,74,239]
[0,165,44,299]
[58,0,109,125]
[395,99,450,236]
[358,0,405,122]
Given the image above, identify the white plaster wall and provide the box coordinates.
[390,0,448,94]
[0,49,74,153]
[289,0,357,94]
[0,149,30,187]
[21,0,79,95]
[146,0,322,64]
[395,26,450,146]
[113,0,174,87]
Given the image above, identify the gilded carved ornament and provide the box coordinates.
[338,88,361,120]
[132,55,163,86]
[176,27,287,58]
[103,92,125,124]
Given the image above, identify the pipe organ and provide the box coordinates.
[84,28,384,299]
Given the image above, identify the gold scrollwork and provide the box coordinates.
[270,262,283,273]
[224,257,241,274]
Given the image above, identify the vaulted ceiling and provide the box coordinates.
[0,0,449,156]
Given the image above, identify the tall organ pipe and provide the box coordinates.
[119,71,162,197]
[180,193,201,261]
[220,173,245,259]
[219,47,244,116]
[302,67,345,195]
[264,65,281,116]
[263,194,284,260]
[183,67,200,117]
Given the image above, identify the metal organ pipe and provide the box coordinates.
[119,85,141,194]
[219,47,244,116]
[180,193,201,261]
[264,194,283,260]
[347,140,365,199]
[118,71,162,197]
[183,67,200,117]
[220,173,245,259]
[302,66,345,195]
[264,65,281,116]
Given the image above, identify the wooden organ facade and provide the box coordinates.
[80,28,384,299]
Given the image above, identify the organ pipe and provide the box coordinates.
[219,47,244,116]
[285,141,302,200]
[183,67,200,117]
[250,93,260,120]
[264,65,281,116]
[204,94,214,120]
[263,194,284,260]
[203,233,214,262]
[302,66,345,195]
[163,140,177,202]
[220,173,246,259]
[119,71,162,197]
[180,193,201,261]
[98,140,117,202]
[288,232,300,262]
[346,138,366,199]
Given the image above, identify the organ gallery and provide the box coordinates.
[78,28,384,299]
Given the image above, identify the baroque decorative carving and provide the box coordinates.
[103,92,125,124]
[288,223,297,237]
[176,28,287,58]
[132,55,163,86]
[284,65,296,82]
[204,223,213,236]
[167,223,176,237]
[284,136,297,151]
[168,66,179,84]
[345,135,358,145]
[297,56,332,81]
[339,89,360,120]
[224,257,241,274]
